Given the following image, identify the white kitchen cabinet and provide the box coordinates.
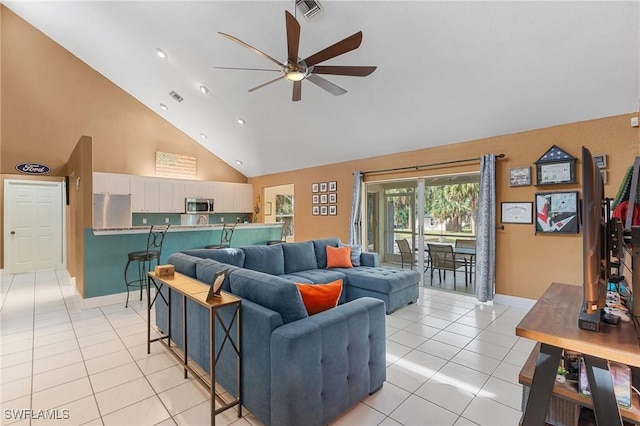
[212,182,234,212]
[157,180,174,213]
[172,181,186,213]
[233,183,254,213]
[130,176,146,212]
[93,172,130,195]
[185,180,215,199]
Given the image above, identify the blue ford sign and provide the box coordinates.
[15,163,50,174]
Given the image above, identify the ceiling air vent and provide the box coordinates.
[296,0,322,20]
[169,91,184,103]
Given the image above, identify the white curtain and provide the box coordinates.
[475,154,496,302]
[348,171,363,245]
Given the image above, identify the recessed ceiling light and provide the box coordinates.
[200,133,207,139]
[160,103,168,110]
[199,85,210,95]
[235,160,243,165]
[156,48,167,59]
[237,118,246,125]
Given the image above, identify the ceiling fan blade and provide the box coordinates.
[215,66,281,72]
[248,76,286,93]
[306,74,347,96]
[304,32,363,67]
[312,65,377,77]
[292,81,302,102]
[218,32,284,68]
[285,11,301,64]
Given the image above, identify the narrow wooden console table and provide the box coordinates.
[516,283,640,426]
[147,271,242,426]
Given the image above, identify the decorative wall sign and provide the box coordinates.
[509,167,531,187]
[535,191,579,234]
[501,202,533,224]
[534,145,576,186]
[15,163,50,174]
[155,151,197,179]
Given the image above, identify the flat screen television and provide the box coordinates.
[578,146,608,332]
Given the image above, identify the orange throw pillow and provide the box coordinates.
[295,280,343,315]
[326,245,353,268]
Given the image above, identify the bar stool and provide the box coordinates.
[205,222,236,249]
[124,224,169,308]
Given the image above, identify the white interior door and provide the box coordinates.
[4,180,64,273]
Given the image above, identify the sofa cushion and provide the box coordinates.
[282,241,317,274]
[338,266,420,293]
[326,245,353,268]
[312,238,340,269]
[167,253,199,277]
[195,258,240,293]
[229,268,307,324]
[294,280,343,315]
[181,248,245,268]
[241,244,285,276]
[340,243,362,267]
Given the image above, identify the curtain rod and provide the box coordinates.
[361,153,505,176]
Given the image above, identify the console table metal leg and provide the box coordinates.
[521,343,562,426]
[183,295,188,379]
[583,355,623,426]
[147,275,151,354]
[214,309,216,426]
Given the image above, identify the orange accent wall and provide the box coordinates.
[250,114,639,300]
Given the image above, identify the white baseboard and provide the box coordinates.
[493,293,536,310]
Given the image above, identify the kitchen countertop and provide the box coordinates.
[92,222,283,235]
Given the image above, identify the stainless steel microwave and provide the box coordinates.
[185,198,214,214]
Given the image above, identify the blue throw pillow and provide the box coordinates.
[340,242,362,267]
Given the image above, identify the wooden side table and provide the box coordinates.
[147,271,242,426]
[516,283,640,426]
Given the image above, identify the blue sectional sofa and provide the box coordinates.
[154,239,419,425]
[182,238,421,314]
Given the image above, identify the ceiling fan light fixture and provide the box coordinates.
[285,71,306,82]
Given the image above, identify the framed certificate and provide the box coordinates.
[534,145,576,186]
[509,167,531,187]
[206,268,228,302]
[501,202,533,224]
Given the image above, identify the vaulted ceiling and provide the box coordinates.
[5,1,639,178]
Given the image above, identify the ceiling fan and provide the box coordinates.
[216,10,376,102]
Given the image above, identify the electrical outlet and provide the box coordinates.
[220,217,224,222]
[142,218,147,225]
[165,217,169,224]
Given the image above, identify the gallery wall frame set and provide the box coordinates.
[508,167,531,187]
[311,181,338,216]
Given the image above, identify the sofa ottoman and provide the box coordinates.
[337,266,420,314]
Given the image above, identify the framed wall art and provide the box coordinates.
[593,154,607,169]
[328,181,337,191]
[535,191,579,234]
[312,194,319,204]
[320,205,328,216]
[329,193,337,203]
[509,167,531,187]
[329,205,337,215]
[312,183,319,193]
[312,205,320,216]
[534,145,576,186]
[320,194,328,204]
[501,202,533,224]
[320,182,328,192]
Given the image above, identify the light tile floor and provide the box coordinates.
[0,269,534,426]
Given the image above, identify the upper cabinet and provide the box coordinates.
[93,173,253,213]
[93,172,131,195]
